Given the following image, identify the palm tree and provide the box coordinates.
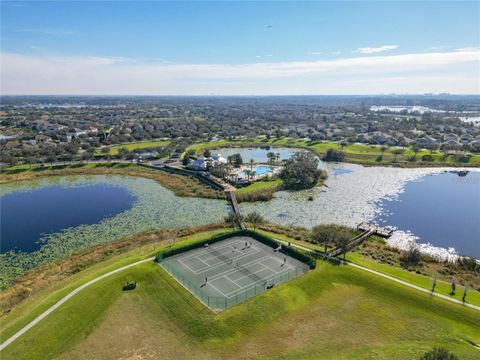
[245,212,265,232]
[250,158,254,171]
[275,152,280,164]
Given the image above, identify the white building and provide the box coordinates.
[187,153,227,171]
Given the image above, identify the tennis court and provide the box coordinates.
[159,236,310,310]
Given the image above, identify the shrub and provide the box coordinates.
[419,347,458,360]
[400,246,422,267]
[322,148,346,162]
[456,256,479,272]
[421,154,434,162]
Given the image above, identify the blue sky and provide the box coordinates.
[1,1,479,95]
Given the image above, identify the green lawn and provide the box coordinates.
[186,137,480,167]
[1,229,479,359]
[236,179,283,196]
[2,260,479,359]
[94,140,170,155]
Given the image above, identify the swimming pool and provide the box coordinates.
[241,165,272,177]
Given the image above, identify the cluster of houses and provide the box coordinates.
[186,153,227,171]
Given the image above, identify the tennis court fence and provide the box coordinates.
[159,260,310,310]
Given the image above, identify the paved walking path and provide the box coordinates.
[2,238,479,352]
[0,257,155,351]
[275,239,480,311]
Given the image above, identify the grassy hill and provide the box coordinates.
[1,232,478,360]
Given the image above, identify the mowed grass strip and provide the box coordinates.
[0,229,231,342]
[95,140,170,155]
[2,260,479,360]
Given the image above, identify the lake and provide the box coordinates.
[0,175,228,287]
[237,157,480,260]
[1,183,135,253]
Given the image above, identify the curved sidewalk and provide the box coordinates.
[275,239,480,312]
[0,257,155,351]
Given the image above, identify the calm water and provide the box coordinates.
[375,172,480,258]
[0,175,228,256]
[241,166,272,176]
[239,158,480,260]
[1,184,135,253]
[217,147,298,163]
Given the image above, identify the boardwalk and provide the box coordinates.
[329,223,394,257]
[357,222,393,238]
[227,191,246,229]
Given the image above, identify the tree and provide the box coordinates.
[203,149,211,158]
[380,146,388,156]
[450,276,456,295]
[310,225,336,253]
[245,212,264,232]
[392,148,405,161]
[210,163,231,179]
[117,147,129,157]
[267,151,276,165]
[419,347,458,360]
[224,212,244,229]
[412,143,422,159]
[334,231,351,259]
[227,153,243,167]
[322,148,346,162]
[249,158,254,170]
[400,245,422,267]
[280,151,326,189]
[182,155,190,166]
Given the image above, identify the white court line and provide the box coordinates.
[178,258,203,274]
[188,249,262,275]
[200,247,243,263]
[178,240,246,261]
[207,255,271,282]
[207,279,233,298]
[226,263,269,286]
[261,257,294,273]
[178,255,209,271]
[225,267,296,298]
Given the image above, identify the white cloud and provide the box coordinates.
[357,45,398,54]
[1,49,478,95]
[255,54,273,58]
[308,51,322,55]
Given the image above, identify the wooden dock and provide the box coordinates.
[329,223,394,257]
[356,222,393,238]
[227,191,246,230]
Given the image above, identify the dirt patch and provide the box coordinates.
[56,293,215,360]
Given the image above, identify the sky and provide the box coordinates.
[1,1,479,95]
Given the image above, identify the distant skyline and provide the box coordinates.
[1,1,479,95]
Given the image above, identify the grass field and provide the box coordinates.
[94,140,170,155]
[236,179,283,202]
[1,230,479,360]
[187,137,480,167]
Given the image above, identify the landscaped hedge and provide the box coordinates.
[156,229,316,269]
[247,231,316,269]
